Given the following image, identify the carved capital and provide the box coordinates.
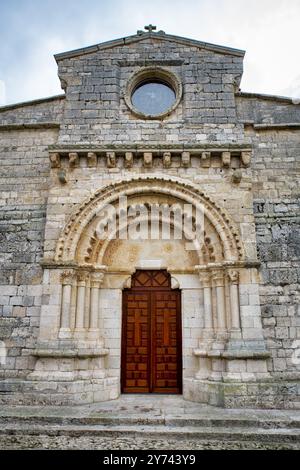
[124,152,134,168]
[61,270,75,285]
[90,271,104,288]
[106,152,116,168]
[163,152,172,168]
[87,152,97,168]
[227,269,239,284]
[49,153,61,169]
[241,151,251,168]
[181,151,190,168]
[198,271,211,288]
[77,271,90,285]
[211,270,224,287]
[69,152,79,168]
[143,152,153,168]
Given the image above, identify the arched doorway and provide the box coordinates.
[121,270,182,394]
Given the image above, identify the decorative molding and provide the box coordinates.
[48,146,253,170]
[193,349,271,359]
[0,122,60,131]
[33,347,109,358]
[54,175,245,264]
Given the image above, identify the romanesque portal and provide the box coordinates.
[0,27,299,409]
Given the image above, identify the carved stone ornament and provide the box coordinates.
[87,152,97,168]
[227,270,239,284]
[241,151,251,168]
[106,152,116,168]
[181,151,190,168]
[163,152,172,168]
[201,152,211,168]
[143,152,153,168]
[69,152,79,168]
[124,152,134,168]
[222,151,231,168]
[61,270,75,285]
[49,153,61,168]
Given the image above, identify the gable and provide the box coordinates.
[54,31,245,62]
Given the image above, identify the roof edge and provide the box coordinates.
[236,91,300,105]
[0,94,65,112]
[54,32,245,62]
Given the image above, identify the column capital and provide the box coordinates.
[61,270,75,285]
[211,269,225,287]
[227,269,239,284]
[90,271,105,288]
[77,270,90,286]
[198,271,211,288]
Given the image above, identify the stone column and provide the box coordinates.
[227,270,240,330]
[194,270,214,380]
[59,270,74,339]
[88,271,105,340]
[75,271,89,337]
[212,270,227,333]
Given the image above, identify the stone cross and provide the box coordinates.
[144,24,157,33]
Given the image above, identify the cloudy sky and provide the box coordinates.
[0,0,300,105]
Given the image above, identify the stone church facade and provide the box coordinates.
[0,28,299,409]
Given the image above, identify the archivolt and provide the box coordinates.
[54,175,244,263]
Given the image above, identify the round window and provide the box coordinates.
[131,80,176,116]
[124,67,182,120]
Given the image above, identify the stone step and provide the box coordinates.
[1,422,300,445]
[1,414,300,430]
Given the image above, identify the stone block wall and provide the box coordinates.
[0,126,59,382]
[56,36,244,144]
[243,122,300,385]
[0,32,299,407]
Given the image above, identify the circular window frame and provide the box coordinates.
[124,67,182,120]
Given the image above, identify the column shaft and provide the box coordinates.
[76,284,86,329]
[61,284,71,329]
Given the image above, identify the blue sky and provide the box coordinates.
[1,0,300,105]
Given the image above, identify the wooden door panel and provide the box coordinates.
[152,290,181,393]
[121,270,182,394]
[122,291,150,392]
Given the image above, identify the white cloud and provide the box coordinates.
[2,0,300,104]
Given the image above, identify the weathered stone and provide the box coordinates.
[0,28,299,410]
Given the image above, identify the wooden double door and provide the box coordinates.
[121,270,182,394]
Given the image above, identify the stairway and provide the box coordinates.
[1,395,300,449]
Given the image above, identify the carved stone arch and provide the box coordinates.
[54,175,244,264]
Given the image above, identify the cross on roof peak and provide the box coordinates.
[144,24,157,33]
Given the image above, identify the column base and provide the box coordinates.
[184,377,300,409]
[0,377,119,405]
